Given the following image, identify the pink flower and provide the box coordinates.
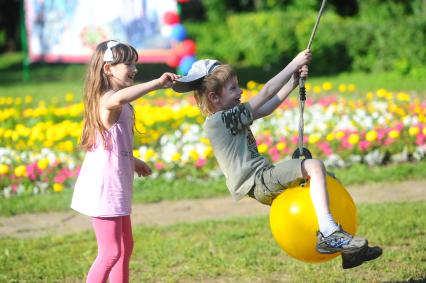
[359,140,371,152]
[271,154,280,162]
[341,140,353,149]
[155,162,165,170]
[383,138,394,146]
[291,135,308,145]
[318,142,333,156]
[416,134,425,146]
[54,174,66,184]
[26,162,41,181]
[195,158,207,168]
[268,147,279,156]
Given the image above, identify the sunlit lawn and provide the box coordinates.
[0,202,425,282]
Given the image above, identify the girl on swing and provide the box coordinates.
[172,49,382,269]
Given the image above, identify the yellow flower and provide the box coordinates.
[200,137,210,145]
[145,149,156,160]
[388,130,400,139]
[258,144,268,154]
[204,146,213,157]
[15,97,22,105]
[246,80,257,90]
[365,131,378,142]
[171,152,181,162]
[313,86,321,94]
[408,127,419,136]
[189,149,199,161]
[308,134,321,144]
[326,133,335,141]
[53,183,64,192]
[322,82,332,91]
[65,92,74,102]
[14,165,27,177]
[338,84,347,92]
[276,142,286,151]
[305,83,312,92]
[0,164,9,175]
[348,133,360,145]
[396,92,410,102]
[348,84,356,92]
[376,88,387,97]
[423,127,426,136]
[24,96,33,104]
[133,149,141,158]
[335,131,345,139]
[37,158,49,170]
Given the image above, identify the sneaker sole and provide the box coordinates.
[317,240,368,255]
[342,246,383,269]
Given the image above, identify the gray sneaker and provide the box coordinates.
[316,226,368,254]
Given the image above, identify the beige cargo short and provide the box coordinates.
[249,159,306,205]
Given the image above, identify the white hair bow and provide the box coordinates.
[103,40,120,62]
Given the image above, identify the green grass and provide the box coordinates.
[1,160,426,216]
[0,201,425,282]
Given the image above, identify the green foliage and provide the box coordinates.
[1,202,425,282]
[187,1,426,75]
[226,10,299,66]
[294,11,351,74]
[201,0,228,22]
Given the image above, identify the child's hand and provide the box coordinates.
[291,65,309,87]
[299,65,309,79]
[293,49,312,68]
[157,72,180,89]
[135,160,152,177]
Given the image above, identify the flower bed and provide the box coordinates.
[1,84,425,197]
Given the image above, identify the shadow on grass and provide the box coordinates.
[386,279,426,283]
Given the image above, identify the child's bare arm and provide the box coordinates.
[248,50,311,113]
[253,65,308,119]
[103,72,179,109]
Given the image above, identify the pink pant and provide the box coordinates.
[86,215,134,283]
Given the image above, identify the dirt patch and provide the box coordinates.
[0,179,425,238]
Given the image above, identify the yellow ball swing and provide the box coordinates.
[269,0,357,263]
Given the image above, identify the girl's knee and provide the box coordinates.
[99,248,121,267]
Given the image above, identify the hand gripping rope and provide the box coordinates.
[292,0,327,160]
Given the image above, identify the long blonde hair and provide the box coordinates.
[194,64,237,116]
[80,40,138,151]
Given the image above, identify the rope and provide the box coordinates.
[294,0,327,159]
[298,99,305,156]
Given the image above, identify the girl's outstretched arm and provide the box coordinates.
[248,50,311,114]
[103,72,179,109]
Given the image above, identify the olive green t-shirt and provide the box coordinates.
[204,103,270,200]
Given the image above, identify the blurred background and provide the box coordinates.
[0,0,426,200]
[0,0,425,84]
